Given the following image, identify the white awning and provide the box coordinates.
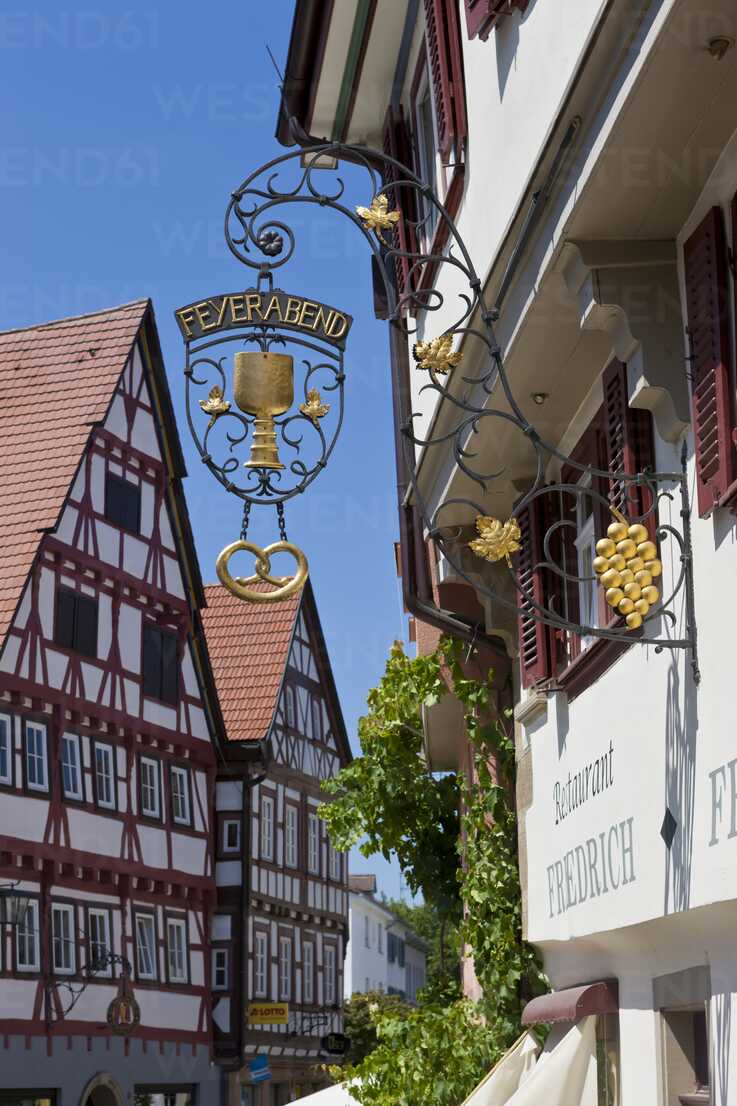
[460,1031,540,1106]
[503,1015,597,1106]
[292,1084,360,1106]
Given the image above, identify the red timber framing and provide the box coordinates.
[203,582,351,1076]
[0,302,224,1055]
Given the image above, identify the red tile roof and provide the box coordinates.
[202,582,301,742]
[0,300,149,644]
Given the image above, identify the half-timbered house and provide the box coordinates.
[202,581,351,1106]
[0,301,224,1106]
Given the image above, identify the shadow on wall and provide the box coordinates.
[494,0,537,100]
[663,654,698,915]
[714,989,731,1106]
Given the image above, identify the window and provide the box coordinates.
[61,733,83,800]
[260,795,274,860]
[166,917,188,984]
[329,844,341,882]
[278,936,291,1000]
[364,915,370,949]
[324,945,336,1005]
[54,587,98,658]
[285,806,298,868]
[302,941,314,1003]
[413,68,440,248]
[397,938,405,968]
[105,471,141,533]
[0,713,12,785]
[51,903,75,975]
[311,698,322,740]
[24,723,48,793]
[254,931,268,997]
[285,685,296,729]
[16,899,40,972]
[135,913,157,980]
[139,757,161,819]
[307,813,319,874]
[170,766,191,826]
[87,909,111,975]
[377,923,383,954]
[222,818,241,853]
[213,948,229,990]
[94,743,116,810]
[574,476,599,649]
[142,625,178,705]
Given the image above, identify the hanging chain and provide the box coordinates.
[276,501,288,542]
[240,501,252,541]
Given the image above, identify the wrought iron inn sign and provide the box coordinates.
[176,127,698,678]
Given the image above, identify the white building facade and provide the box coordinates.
[277,1,737,1103]
[344,877,426,1003]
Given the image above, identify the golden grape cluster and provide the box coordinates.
[593,520,662,631]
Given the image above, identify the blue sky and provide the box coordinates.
[1,2,412,899]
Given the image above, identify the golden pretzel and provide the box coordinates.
[215,539,308,603]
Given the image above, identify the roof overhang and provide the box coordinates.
[522,979,619,1026]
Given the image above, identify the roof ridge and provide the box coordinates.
[0,298,150,337]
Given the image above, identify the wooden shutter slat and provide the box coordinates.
[464,0,528,41]
[424,0,467,161]
[382,106,418,312]
[515,495,552,687]
[684,205,734,517]
[602,360,656,537]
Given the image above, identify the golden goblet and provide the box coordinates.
[234,351,294,469]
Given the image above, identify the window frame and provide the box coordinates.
[302,940,314,1004]
[104,470,142,534]
[222,817,241,854]
[260,793,274,861]
[285,804,299,869]
[212,947,229,991]
[51,901,77,976]
[329,843,341,882]
[87,907,113,977]
[0,712,13,787]
[253,929,268,998]
[93,740,117,811]
[165,915,189,985]
[54,585,98,659]
[285,685,297,729]
[364,914,370,949]
[324,943,336,1006]
[278,934,292,1001]
[15,897,41,973]
[411,58,442,249]
[23,721,49,794]
[134,911,158,981]
[61,732,83,802]
[307,812,319,875]
[139,755,162,821]
[142,623,179,706]
[170,764,191,827]
[311,697,322,741]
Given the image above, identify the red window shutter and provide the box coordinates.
[382,106,419,311]
[602,360,656,535]
[464,0,529,41]
[424,0,467,162]
[683,206,734,517]
[515,495,553,688]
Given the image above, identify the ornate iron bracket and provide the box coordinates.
[183,133,699,679]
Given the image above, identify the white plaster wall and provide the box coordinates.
[344,895,393,996]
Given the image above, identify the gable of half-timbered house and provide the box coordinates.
[0,302,223,1093]
[202,582,351,1082]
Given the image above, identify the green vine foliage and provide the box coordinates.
[322,640,547,1106]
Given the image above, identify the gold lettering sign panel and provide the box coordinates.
[175,289,353,349]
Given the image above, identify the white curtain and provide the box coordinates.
[460,1031,540,1106]
[502,1015,598,1106]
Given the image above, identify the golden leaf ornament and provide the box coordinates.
[356,194,400,241]
[299,388,330,426]
[469,516,522,564]
[199,385,231,428]
[413,334,463,375]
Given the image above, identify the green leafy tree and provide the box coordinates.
[342,991,413,1065]
[320,642,461,916]
[333,999,502,1106]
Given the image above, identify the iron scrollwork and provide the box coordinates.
[194,132,698,675]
